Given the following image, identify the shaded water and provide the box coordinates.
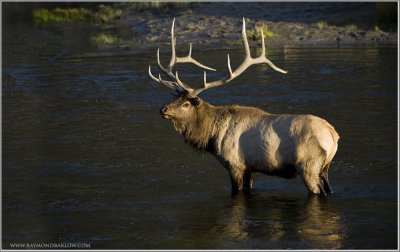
[2,21,398,249]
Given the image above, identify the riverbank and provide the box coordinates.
[118,2,397,49]
[2,2,398,52]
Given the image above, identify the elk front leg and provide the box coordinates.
[229,167,245,194]
[243,170,254,193]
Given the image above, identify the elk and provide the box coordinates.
[148,18,339,195]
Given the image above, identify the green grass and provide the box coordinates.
[32,5,123,24]
[315,21,329,30]
[93,4,123,23]
[343,24,358,32]
[33,8,92,23]
[314,21,359,32]
[115,2,192,12]
[247,23,278,41]
[90,33,119,47]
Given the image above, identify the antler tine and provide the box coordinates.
[176,43,217,72]
[150,18,216,94]
[168,18,177,72]
[148,65,181,91]
[175,71,195,93]
[190,17,287,97]
[227,54,233,77]
[167,18,216,74]
[261,25,266,56]
[242,17,251,60]
[157,48,175,79]
[148,65,159,82]
[158,73,178,90]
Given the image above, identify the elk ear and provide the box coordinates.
[189,97,202,107]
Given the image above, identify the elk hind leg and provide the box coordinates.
[297,158,326,195]
[320,162,333,194]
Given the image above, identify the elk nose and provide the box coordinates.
[160,106,168,115]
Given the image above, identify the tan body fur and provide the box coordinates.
[161,94,339,195]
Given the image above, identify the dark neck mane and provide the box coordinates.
[177,102,219,151]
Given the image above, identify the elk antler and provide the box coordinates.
[149,17,287,97]
[148,18,216,93]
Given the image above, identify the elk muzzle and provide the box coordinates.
[160,106,171,119]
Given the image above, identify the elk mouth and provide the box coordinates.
[160,110,173,120]
[160,106,173,120]
[161,114,172,120]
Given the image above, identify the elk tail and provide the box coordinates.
[324,121,340,143]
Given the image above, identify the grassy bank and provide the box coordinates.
[22,2,397,48]
[90,33,119,47]
[32,2,192,24]
[32,4,123,24]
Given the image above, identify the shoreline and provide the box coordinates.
[117,2,397,49]
[2,2,397,53]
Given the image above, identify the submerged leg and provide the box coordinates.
[229,168,244,195]
[318,182,327,196]
[320,172,333,194]
[297,158,326,195]
[320,162,333,194]
[243,171,254,194]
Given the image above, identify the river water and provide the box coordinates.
[2,19,398,249]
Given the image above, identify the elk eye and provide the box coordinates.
[182,102,190,108]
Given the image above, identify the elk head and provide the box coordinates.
[148,17,287,124]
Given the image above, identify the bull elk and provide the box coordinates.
[148,18,339,195]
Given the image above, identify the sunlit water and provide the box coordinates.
[2,21,398,249]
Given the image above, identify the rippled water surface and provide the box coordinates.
[2,21,398,249]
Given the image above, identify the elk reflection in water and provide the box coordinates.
[213,193,345,249]
[297,195,344,249]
